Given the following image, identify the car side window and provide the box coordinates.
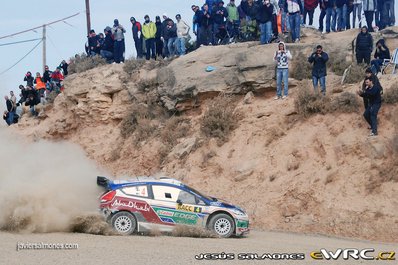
[152,185,181,202]
[178,190,196,205]
[122,185,148,197]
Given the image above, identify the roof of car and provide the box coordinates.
[109,176,184,189]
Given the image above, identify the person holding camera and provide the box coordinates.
[308,45,329,95]
[273,42,292,100]
[112,19,126,63]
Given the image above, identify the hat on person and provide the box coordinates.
[162,13,168,18]
[144,15,149,19]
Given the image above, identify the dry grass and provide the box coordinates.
[383,83,398,104]
[200,95,239,144]
[68,54,107,74]
[291,52,312,80]
[344,64,367,84]
[330,92,360,113]
[327,51,350,76]
[137,78,158,92]
[295,88,331,117]
[46,91,59,104]
[123,58,146,75]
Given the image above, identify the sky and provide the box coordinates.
[0,0,397,100]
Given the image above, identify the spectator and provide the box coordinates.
[3,111,18,125]
[192,5,205,47]
[241,0,259,40]
[112,19,126,63]
[50,67,64,93]
[284,0,304,42]
[10,91,17,110]
[279,0,291,34]
[100,27,114,63]
[345,0,354,29]
[355,26,373,64]
[270,0,280,40]
[206,0,220,13]
[176,14,190,56]
[18,85,28,105]
[362,0,377,31]
[43,65,52,85]
[226,0,240,41]
[161,14,173,57]
[130,17,144,59]
[25,86,39,116]
[352,0,363,28]
[4,96,14,125]
[371,39,390,74]
[88,30,101,56]
[358,77,382,136]
[308,45,329,95]
[273,42,292,99]
[59,60,69,76]
[34,72,46,98]
[336,0,347,31]
[200,4,214,45]
[303,0,318,26]
[164,20,178,57]
[142,15,157,60]
[361,67,381,109]
[318,0,327,32]
[212,1,228,45]
[257,0,274,44]
[24,71,34,87]
[325,0,337,33]
[155,16,164,58]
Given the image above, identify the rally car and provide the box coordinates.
[97,176,249,238]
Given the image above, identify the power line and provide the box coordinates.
[0,39,43,76]
[0,38,42,47]
[0,12,81,40]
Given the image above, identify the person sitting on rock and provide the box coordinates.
[100,26,114,63]
[357,77,382,137]
[88,29,101,56]
[50,67,64,93]
[34,72,46,98]
[25,86,40,116]
[371,39,390,74]
[273,41,292,100]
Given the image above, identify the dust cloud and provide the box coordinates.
[0,127,106,233]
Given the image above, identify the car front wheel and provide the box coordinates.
[208,213,235,238]
[111,212,137,235]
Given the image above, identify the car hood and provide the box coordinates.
[209,200,245,212]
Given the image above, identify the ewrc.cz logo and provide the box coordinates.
[310,249,396,260]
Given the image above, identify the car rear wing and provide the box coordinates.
[97,176,110,190]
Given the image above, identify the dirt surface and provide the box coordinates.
[1,230,395,265]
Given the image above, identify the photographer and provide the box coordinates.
[308,45,329,95]
[112,19,126,63]
[273,42,292,100]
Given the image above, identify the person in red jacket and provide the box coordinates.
[303,0,318,26]
[50,67,64,93]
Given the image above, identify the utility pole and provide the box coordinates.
[42,25,46,73]
[85,0,91,37]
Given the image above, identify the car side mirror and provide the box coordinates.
[176,199,182,205]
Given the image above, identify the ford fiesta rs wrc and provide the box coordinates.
[97,176,249,238]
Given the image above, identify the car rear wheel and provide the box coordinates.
[208,213,235,238]
[111,212,137,235]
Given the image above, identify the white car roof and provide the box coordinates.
[112,176,183,186]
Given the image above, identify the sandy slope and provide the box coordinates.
[1,231,396,265]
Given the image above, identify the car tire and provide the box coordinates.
[208,213,235,238]
[111,212,137,235]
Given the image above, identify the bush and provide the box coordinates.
[327,51,350,76]
[120,103,158,139]
[383,83,398,104]
[295,88,331,117]
[68,54,107,74]
[344,64,367,84]
[291,52,312,80]
[160,116,190,147]
[330,92,360,113]
[200,95,238,143]
[123,58,146,75]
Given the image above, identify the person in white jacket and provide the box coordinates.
[175,14,191,56]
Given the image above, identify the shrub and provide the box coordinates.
[68,54,107,74]
[383,83,398,104]
[330,92,360,113]
[327,51,350,76]
[291,52,312,80]
[344,64,367,84]
[120,104,157,138]
[160,116,191,147]
[200,95,238,143]
[123,58,146,75]
[294,88,331,117]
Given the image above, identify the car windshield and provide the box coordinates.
[184,185,212,202]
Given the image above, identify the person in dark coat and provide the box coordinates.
[59,60,69,76]
[199,4,214,46]
[100,27,114,63]
[257,0,274,44]
[130,17,143,59]
[25,86,40,116]
[161,14,173,57]
[361,68,381,109]
[358,77,382,136]
[43,66,52,84]
[24,71,34,87]
[355,26,373,64]
[88,30,101,56]
[4,96,14,125]
[371,39,390,74]
[155,16,163,57]
[212,1,228,44]
[308,45,329,95]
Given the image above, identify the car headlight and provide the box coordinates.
[230,208,246,216]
